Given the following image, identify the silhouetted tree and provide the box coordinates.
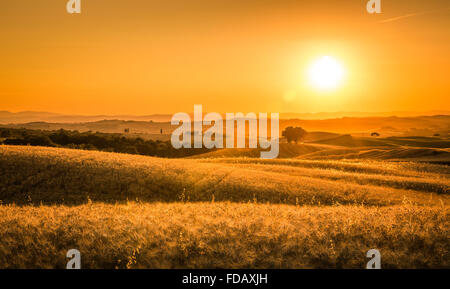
[1,127,214,158]
[0,129,11,138]
[282,127,307,143]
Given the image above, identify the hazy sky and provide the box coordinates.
[1,0,449,115]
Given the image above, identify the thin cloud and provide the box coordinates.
[380,7,450,23]
[380,12,426,23]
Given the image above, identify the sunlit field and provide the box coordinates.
[0,203,447,269]
[0,145,448,268]
[1,0,450,275]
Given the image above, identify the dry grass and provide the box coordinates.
[0,146,448,206]
[211,162,449,194]
[0,145,448,268]
[0,202,448,269]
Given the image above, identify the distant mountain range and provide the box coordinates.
[1,114,449,137]
[0,111,172,124]
[0,110,449,124]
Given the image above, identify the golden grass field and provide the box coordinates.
[0,145,448,268]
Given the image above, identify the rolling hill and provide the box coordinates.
[1,115,449,139]
[0,145,448,268]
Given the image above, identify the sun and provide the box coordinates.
[308,56,345,90]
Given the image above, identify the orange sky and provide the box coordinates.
[0,0,449,115]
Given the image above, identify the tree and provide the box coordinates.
[0,129,11,138]
[282,126,307,144]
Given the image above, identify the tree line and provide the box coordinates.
[0,128,211,158]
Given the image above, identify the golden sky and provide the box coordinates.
[0,0,449,115]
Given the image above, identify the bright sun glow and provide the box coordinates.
[308,56,345,90]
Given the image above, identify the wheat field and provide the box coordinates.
[0,145,448,268]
